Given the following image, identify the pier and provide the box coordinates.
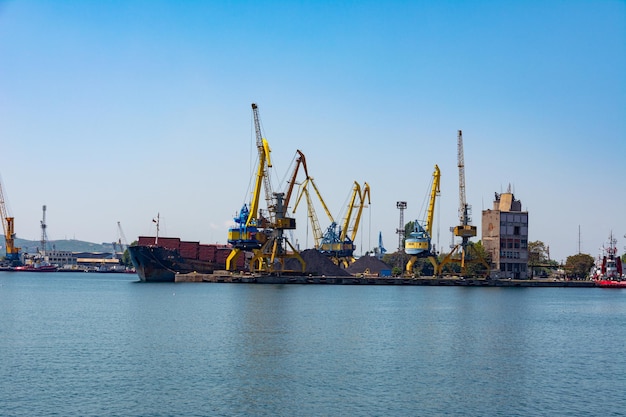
[174,273,595,287]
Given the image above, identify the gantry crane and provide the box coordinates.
[226,103,305,273]
[405,165,440,274]
[0,177,21,265]
[437,130,489,276]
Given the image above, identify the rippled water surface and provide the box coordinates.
[1,272,625,416]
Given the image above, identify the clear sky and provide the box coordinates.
[1,0,624,263]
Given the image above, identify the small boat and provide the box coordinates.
[11,264,58,272]
[595,280,626,288]
[592,232,624,288]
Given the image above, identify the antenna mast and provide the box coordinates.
[396,201,407,252]
[40,205,48,256]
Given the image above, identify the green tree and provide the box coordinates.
[122,249,132,267]
[121,240,138,268]
[382,251,409,273]
[565,253,594,279]
[464,240,491,277]
[528,240,549,265]
[528,240,560,278]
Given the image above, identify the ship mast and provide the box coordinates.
[153,213,160,245]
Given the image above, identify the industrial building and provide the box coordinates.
[482,190,529,279]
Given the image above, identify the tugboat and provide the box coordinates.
[592,232,625,288]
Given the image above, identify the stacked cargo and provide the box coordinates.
[137,236,181,251]
[198,244,217,262]
[179,241,199,260]
[215,245,232,264]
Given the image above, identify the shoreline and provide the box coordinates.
[173,273,597,287]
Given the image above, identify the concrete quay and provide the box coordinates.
[174,273,595,287]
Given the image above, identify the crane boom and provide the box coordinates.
[117,221,128,251]
[348,182,370,243]
[247,136,272,228]
[425,166,440,237]
[293,177,335,249]
[283,150,308,212]
[308,178,334,223]
[339,182,361,242]
[252,103,275,223]
[293,180,324,248]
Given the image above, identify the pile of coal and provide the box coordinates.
[285,249,351,276]
[346,255,392,275]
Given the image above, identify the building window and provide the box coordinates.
[514,226,520,235]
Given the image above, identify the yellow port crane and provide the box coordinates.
[0,176,21,265]
[437,130,489,277]
[405,165,440,274]
[320,181,370,266]
[226,103,306,273]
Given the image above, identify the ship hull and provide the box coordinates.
[595,280,626,288]
[128,245,216,282]
[11,265,58,272]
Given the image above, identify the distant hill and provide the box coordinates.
[2,236,117,254]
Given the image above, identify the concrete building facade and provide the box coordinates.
[482,191,529,279]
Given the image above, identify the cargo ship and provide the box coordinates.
[128,236,245,282]
[591,233,625,288]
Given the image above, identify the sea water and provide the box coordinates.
[1,272,625,416]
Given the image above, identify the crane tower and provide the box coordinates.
[437,130,489,277]
[453,130,477,245]
[396,201,407,252]
[452,131,477,270]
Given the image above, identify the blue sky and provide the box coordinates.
[0,0,624,262]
